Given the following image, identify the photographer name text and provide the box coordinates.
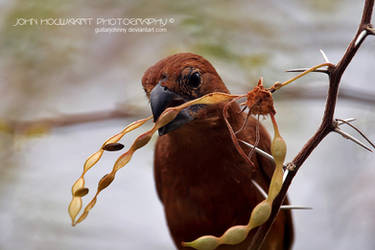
[13,17,174,27]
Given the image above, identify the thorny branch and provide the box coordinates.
[249,0,375,249]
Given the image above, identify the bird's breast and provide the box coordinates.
[154,126,264,245]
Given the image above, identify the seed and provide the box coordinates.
[102,143,124,151]
[74,187,89,197]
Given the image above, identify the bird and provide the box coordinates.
[141,52,294,250]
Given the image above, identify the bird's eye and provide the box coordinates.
[188,72,201,88]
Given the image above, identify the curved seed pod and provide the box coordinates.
[69,116,152,225]
[70,92,242,226]
[183,201,272,250]
[74,121,160,224]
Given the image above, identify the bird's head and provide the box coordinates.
[142,53,230,135]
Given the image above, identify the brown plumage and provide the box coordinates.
[142,53,293,250]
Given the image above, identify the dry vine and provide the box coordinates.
[249,0,375,249]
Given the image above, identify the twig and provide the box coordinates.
[1,108,143,134]
[249,0,375,249]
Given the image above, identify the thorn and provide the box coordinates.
[334,128,373,152]
[239,140,287,170]
[240,140,274,162]
[320,49,330,63]
[251,179,311,211]
[283,169,288,182]
[237,105,247,114]
[336,118,356,126]
[336,119,375,149]
[355,30,368,47]
[280,205,313,210]
[251,180,268,199]
[286,68,329,74]
[366,26,375,35]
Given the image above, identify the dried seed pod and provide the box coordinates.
[69,92,242,226]
[102,143,125,151]
[183,201,272,250]
[69,116,152,225]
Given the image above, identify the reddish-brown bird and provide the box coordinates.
[142,53,293,250]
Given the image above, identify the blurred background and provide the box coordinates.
[0,0,374,249]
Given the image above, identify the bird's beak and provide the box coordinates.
[150,82,194,136]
